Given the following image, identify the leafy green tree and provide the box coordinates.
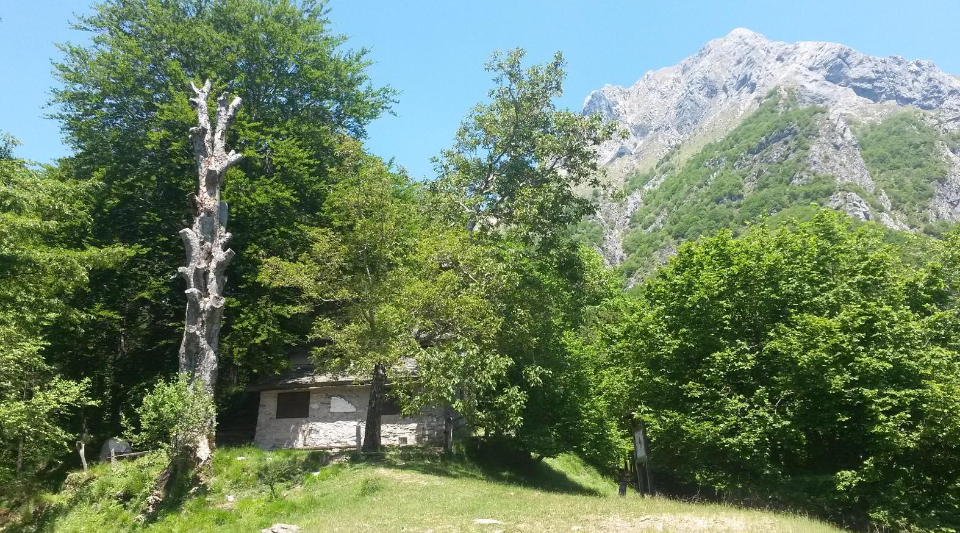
[260,140,508,451]
[49,0,394,441]
[0,149,125,486]
[263,141,422,452]
[0,132,18,160]
[433,48,621,247]
[582,210,960,531]
[427,49,622,458]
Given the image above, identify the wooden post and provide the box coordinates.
[356,423,362,454]
[77,441,88,472]
[634,420,653,496]
[640,420,653,495]
[443,416,453,453]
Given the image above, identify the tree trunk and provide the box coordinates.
[143,450,191,517]
[362,362,387,453]
[142,79,241,522]
[177,79,242,468]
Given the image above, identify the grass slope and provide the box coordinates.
[9,447,843,533]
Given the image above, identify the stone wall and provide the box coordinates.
[253,385,445,450]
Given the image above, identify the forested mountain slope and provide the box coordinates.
[580,29,960,280]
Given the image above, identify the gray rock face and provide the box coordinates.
[584,29,960,267]
[828,191,872,221]
[807,111,875,192]
[584,28,960,176]
[932,146,960,222]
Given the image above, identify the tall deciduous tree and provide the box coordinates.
[261,140,423,452]
[259,137,512,451]
[50,0,393,442]
[433,48,621,246]
[424,49,621,457]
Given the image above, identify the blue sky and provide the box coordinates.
[2,0,959,178]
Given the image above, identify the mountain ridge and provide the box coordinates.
[581,28,960,275]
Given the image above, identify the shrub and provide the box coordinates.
[124,374,215,456]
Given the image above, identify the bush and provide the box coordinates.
[124,374,216,456]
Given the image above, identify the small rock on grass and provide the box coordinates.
[261,524,300,533]
[474,518,503,524]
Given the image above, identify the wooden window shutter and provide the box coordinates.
[276,391,310,419]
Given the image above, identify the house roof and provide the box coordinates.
[248,359,418,392]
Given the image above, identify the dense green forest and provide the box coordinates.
[2,1,959,532]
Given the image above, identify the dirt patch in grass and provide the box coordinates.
[585,513,761,532]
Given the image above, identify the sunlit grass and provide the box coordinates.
[12,446,843,533]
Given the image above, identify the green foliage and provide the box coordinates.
[257,456,302,500]
[856,110,949,222]
[0,131,19,160]
[619,93,834,279]
[49,0,394,445]
[124,373,216,457]
[258,48,626,459]
[581,210,960,531]
[568,219,605,248]
[357,477,385,497]
[0,152,125,488]
[261,141,421,372]
[259,139,511,432]
[425,49,623,459]
[433,48,621,248]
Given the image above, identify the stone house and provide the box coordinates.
[251,355,446,450]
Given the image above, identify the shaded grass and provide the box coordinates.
[7,446,844,533]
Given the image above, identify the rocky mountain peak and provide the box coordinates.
[584,29,960,175]
[583,29,960,276]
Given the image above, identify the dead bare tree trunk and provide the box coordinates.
[142,79,242,521]
[179,78,242,465]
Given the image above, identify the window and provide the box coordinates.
[381,395,402,416]
[276,391,310,419]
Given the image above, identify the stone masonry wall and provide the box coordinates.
[253,385,445,450]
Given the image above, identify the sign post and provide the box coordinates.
[633,420,653,496]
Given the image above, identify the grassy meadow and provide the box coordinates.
[5,447,845,533]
